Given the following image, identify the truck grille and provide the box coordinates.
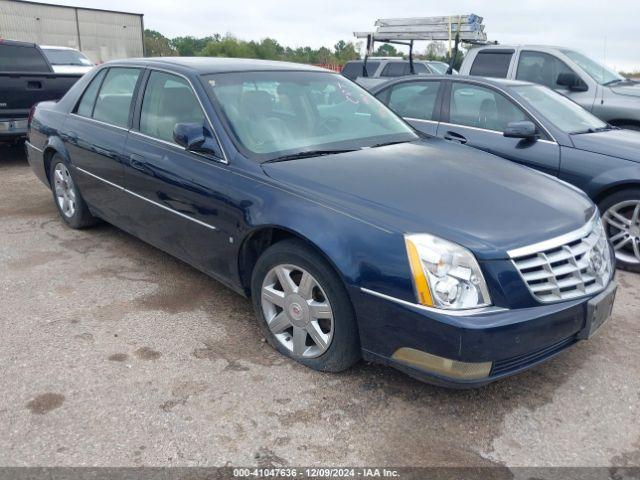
[509,214,612,303]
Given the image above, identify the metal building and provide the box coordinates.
[0,0,144,63]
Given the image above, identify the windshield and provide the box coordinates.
[43,48,93,66]
[512,84,607,134]
[203,71,417,161]
[561,50,624,85]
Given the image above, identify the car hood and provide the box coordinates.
[571,129,640,163]
[610,80,640,98]
[262,139,595,260]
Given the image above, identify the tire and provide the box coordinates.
[251,239,361,372]
[599,188,640,273]
[49,155,99,229]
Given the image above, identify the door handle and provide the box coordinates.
[129,153,146,171]
[444,131,467,144]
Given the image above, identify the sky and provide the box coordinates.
[44,0,640,71]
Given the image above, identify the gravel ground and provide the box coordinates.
[1,144,639,468]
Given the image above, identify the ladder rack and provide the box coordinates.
[354,14,489,76]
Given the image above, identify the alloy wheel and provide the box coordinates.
[53,163,77,218]
[603,200,640,265]
[261,264,334,358]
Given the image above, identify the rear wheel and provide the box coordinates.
[599,188,640,273]
[49,155,99,229]
[251,239,360,372]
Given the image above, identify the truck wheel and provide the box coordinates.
[599,188,640,273]
[251,239,361,372]
[49,155,99,229]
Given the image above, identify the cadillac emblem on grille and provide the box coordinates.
[508,214,612,303]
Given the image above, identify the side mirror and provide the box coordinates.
[556,72,588,92]
[504,120,537,139]
[173,122,219,157]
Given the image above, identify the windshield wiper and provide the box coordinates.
[572,125,615,135]
[368,140,413,148]
[263,149,359,163]
[603,78,625,86]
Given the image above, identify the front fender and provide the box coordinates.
[560,147,640,200]
[585,164,640,202]
[239,179,415,303]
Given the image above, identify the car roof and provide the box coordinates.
[104,57,331,75]
[40,45,80,51]
[368,74,536,93]
[0,39,37,48]
[472,44,566,51]
[346,58,427,63]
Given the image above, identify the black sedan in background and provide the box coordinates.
[371,76,640,272]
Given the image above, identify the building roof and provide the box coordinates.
[5,0,143,17]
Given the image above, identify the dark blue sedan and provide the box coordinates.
[25,58,616,387]
[371,75,640,273]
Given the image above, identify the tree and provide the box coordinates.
[144,29,363,66]
[424,41,446,60]
[374,43,400,57]
[334,40,360,63]
[171,36,213,56]
[144,29,176,57]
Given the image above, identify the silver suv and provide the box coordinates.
[460,45,640,130]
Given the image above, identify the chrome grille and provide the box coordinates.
[509,215,612,303]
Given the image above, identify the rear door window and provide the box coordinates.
[92,68,141,128]
[449,82,528,132]
[383,81,442,121]
[0,44,49,72]
[469,50,513,78]
[516,51,575,89]
[75,69,107,118]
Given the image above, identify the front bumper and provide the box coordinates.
[355,281,617,388]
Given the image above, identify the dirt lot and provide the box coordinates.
[1,144,639,468]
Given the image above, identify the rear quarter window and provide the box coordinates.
[0,45,49,72]
[469,51,514,78]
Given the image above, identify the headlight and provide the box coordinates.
[405,234,491,310]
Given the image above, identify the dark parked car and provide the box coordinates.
[371,75,640,272]
[0,40,83,143]
[26,58,616,387]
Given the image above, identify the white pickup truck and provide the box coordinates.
[459,45,640,130]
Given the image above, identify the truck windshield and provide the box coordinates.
[43,49,93,66]
[204,71,417,161]
[512,84,607,134]
[561,50,624,85]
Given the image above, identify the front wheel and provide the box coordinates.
[600,188,640,273]
[251,239,361,372]
[49,155,99,229]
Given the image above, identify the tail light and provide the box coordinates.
[28,104,36,129]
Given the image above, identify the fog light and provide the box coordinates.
[392,348,492,380]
